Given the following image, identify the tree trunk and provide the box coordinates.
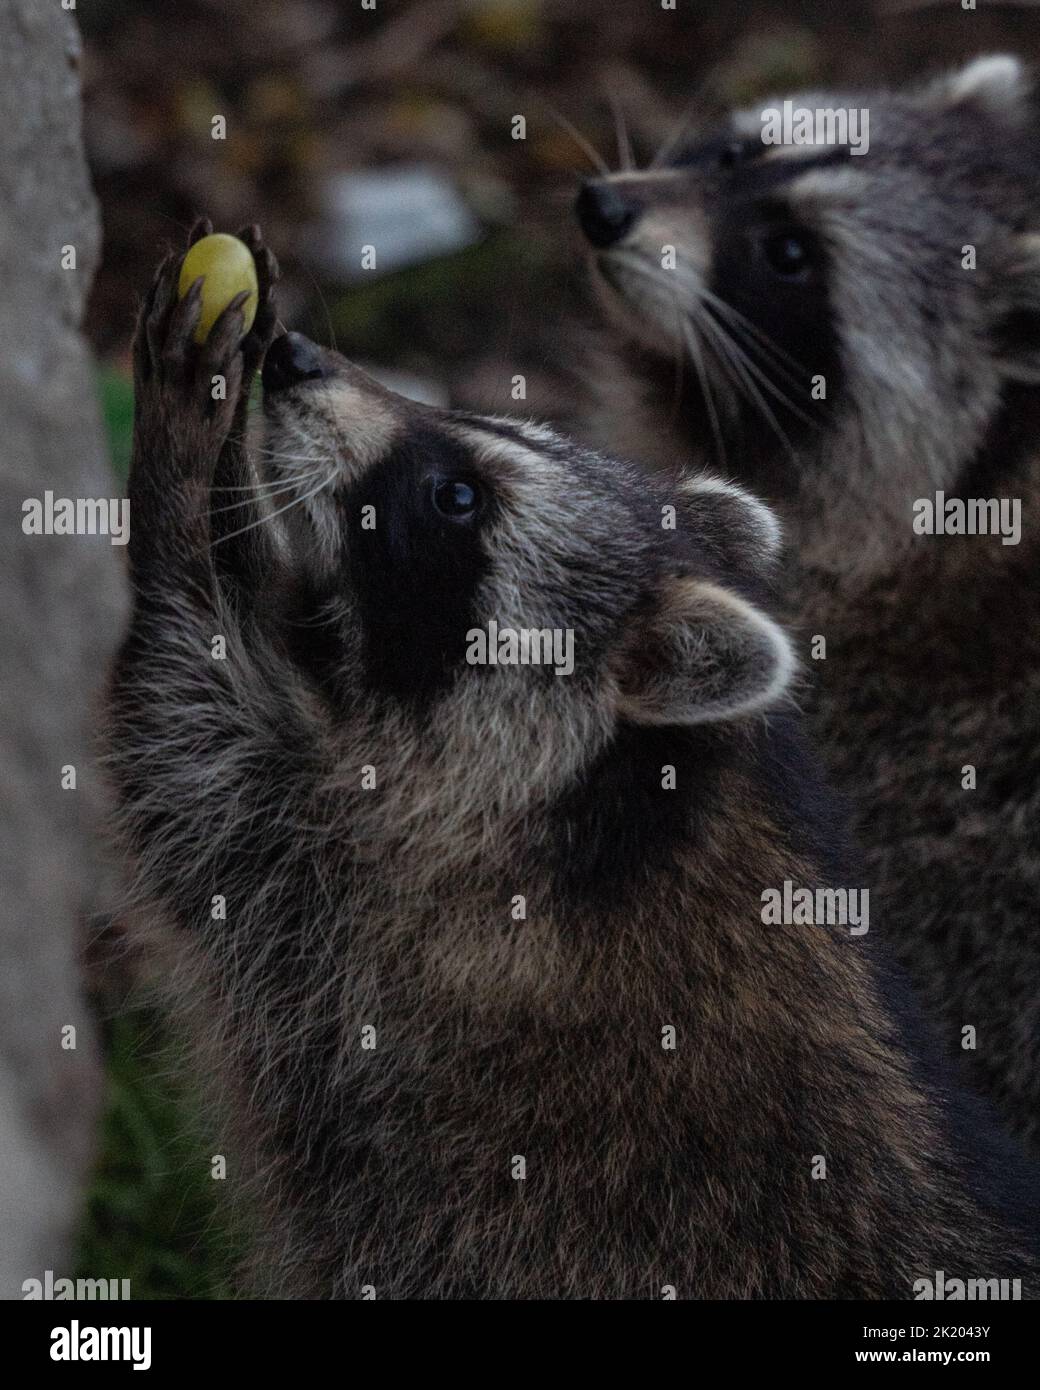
[0,0,126,1298]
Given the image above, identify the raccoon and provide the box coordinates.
[104,225,1038,1299]
[575,55,1040,1155]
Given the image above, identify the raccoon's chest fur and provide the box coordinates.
[788,543,1040,1150]
[233,938,1015,1301]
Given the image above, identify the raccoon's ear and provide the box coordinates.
[926,55,1032,118]
[676,476,783,579]
[994,233,1040,382]
[610,575,794,727]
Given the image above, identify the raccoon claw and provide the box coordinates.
[132,241,244,455]
[188,216,215,247]
[235,223,281,377]
[161,276,204,374]
[135,251,177,384]
[201,290,253,382]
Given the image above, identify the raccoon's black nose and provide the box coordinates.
[262,332,330,393]
[575,180,639,248]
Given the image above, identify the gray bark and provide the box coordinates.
[0,0,126,1298]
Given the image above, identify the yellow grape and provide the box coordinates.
[177,233,258,345]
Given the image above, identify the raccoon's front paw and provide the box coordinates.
[234,222,281,381]
[132,223,256,470]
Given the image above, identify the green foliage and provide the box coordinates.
[74,1011,241,1300]
[321,231,550,361]
[97,364,134,485]
[86,368,239,1299]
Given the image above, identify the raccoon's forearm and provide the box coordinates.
[109,228,330,940]
[107,608,319,927]
[125,424,221,602]
[127,401,280,618]
[210,423,280,603]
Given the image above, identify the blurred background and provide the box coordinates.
[82,0,1040,472]
[13,0,1040,1298]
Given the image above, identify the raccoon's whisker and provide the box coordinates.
[697,312,798,457]
[611,251,775,459]
[675,279,814,426]
[687,312,767,453]
[288,421,336,465]
[611,249,682,307]
[260,415,326,460]
[268,422,336,476]
[207,472,327,516]
[211,470,336,549]
[703,310,817,430]
[700,305,817,417]
[656,260,808,396]
[686,310,746,410]
[211,462,325,492]
[211,463,322,482]
[605,86,635,172]
[671,302,686,425]
[279,418,326,454]
[209,477,319,493]
[296,260,340,355]
[544,101,611,176]
[648,77,714,170]
[697,312,787,442]
[699,287,810,379]
[611,254,708,430]
[708,317,812,406]
[681,319,727,470]
[245,440,326,463]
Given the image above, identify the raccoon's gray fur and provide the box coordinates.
[576,55,1040,1155]
[103,225,1039,1299]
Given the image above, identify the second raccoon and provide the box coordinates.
[576,55,1040,1155]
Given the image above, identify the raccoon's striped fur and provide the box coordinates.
[104,225,1038,1298]
[577,56,1040,1155]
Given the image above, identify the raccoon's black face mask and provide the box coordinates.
[577,56,1040,496]
[260,333,793,791]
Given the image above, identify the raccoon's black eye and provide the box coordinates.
[762,229,818,281]
[431,478,480,520]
